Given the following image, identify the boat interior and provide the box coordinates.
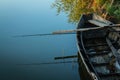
[77,14,120,80]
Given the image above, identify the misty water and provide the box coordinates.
[0,0,80,80]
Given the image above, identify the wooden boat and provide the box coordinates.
[77,13,120,80]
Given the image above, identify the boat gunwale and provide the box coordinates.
[76,13,100,80]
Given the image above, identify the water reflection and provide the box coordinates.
[0,0,80,80]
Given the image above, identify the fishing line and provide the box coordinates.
[16,60,78,66]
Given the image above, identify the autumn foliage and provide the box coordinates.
[52,0,120,23]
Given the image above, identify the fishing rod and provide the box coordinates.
[13,22,120,38]
[13,27,106,38]
[13,32,76,38]
[13,27,101,38]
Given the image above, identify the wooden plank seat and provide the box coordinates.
[88,19,120,27]
[99,73,120,77]
[92,62,109,67]
[88,20,110,27]
[87,51,109,57]
[85,43,109,48]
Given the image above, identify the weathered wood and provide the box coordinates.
[92,62,109,67]
[89,19,120,27]
[89,20,110,27]
[112,27,120,31]
[99,73,120,77]
[87,51,109,57]
[93,14,112,24]
[85,43,108,48]
[106,38,117,56]
[77,13,120,80]
[52,27,104,34]
[53,22,120,34]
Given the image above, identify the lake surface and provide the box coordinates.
[0,0,80,80]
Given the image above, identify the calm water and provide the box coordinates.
[0,0,80,80]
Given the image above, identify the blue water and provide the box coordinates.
[0,0,80,80]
